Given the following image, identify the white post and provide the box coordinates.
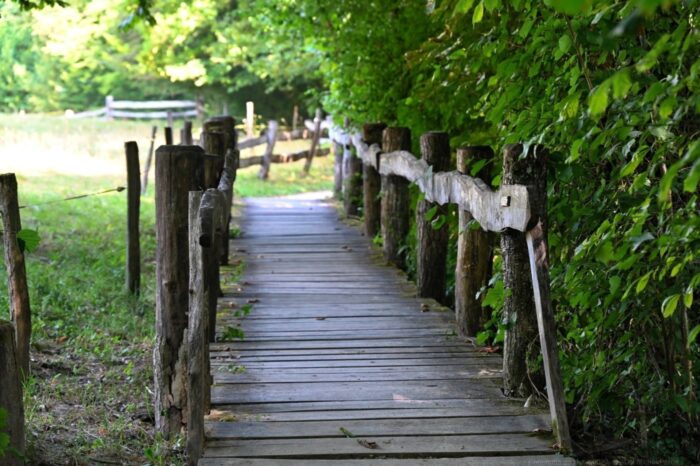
[246,101,255,137]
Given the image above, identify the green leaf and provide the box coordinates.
[425,205,439,222]
[470,159,488,177]
[688,325,700,346]
[636,271,652,294]
[472,0,484,24]
[661,294,680,318]
[431,214,447,230]
[484,0,498,12]
[683,291,693,309]
[569,139,583,161]
[222,326,245,341]
[558,34,572,54]
[17,229,40,253]
[454,0,476,15]
[588,81,610,117]
[595,241,614,264]
[609,276,622,296]
[683,144,700,192]
[658,96,676,120]
[611,69,632,99]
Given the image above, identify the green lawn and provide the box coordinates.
[0,113,334,464]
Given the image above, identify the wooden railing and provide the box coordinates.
[330,124,572,452]
[70,96,203,120]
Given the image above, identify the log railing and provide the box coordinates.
[330,124,572,453]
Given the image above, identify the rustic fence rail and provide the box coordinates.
[330,124,572,452]
[70,96,203,120]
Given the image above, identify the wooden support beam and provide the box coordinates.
[0,321,24,466]
[333,140,343,199]
[183,120,193,145]
[303,109,323,175]
[259,120,279,180]
[141,125,157,195]
[380,127,412,269]
[455,146,494,336]
[415,132,450,304]
[0,173,31,379]
[362,123,386,237]
[501,144,542,399]
[164,127,173,145]
[154,144,204,438]
[125,141,141,295]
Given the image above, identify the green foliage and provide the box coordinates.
[221,326,245,341]
[16,228,40,253]
[0,408,8,459]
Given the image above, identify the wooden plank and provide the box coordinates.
[201,433,558,458]
[199,456,575,466]
[211,379,503,404]
[205,415,549,439]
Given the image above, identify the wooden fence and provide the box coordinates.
[70,96,203,120]
[330,124,572,452]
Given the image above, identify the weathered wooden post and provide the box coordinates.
[362,123,386,237]
[125,142,141,294]
[246,101,255,137]
[415,132,450,304]
[501,144,541,399]
[343,142,363,216]
[164,127,173,146]
[259,120,279,180]
[167,110,174,129]
[0,321,24,466]
[303,109,323,175]
[105,95,114,119]
[187,191,213,465]
[380,127,411,268]
[141,125,158,195]
[202,131,226,189]
[0,173,31,379]
[292,105,299,134]
[333,137,344,199]
[154,145,204,438]
[182,121,193,145]
[202,116,237,265]
[455,146,494,336]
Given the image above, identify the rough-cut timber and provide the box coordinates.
[258,120,279,180]
[303,109,323,174]
[343,143,363,217]
[380,127,411,268]
[238,148,331,169]
[416,132,450,304]
[164,127,173,145]
[125,141,141,294]
[333,140,343,198]
[154,145,204,438]
[198,195,574,466]
[501,144,542,399]
[455,146,494,336]
[0,173,31,379]
[362,123,386,237]
[0,321,24,466]
[183,120,194,145]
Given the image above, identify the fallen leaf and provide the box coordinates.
[357,439,379,449]
[247,298,260,304]
[339,427,354,438]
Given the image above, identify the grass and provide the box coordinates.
[0,113,334,465]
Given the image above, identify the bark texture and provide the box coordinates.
[125,141,141,295]
[0,321,24,466]
[380,127,411,268]
[362,123,386,237]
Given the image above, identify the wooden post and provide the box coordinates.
[0,321,24,466]
[455,146,494,336]
[501,143,543,399]
[105,95,114,119]
[183,121,193,145]
[526,224,573,452]
[415,132,450,304]
[167,110,174,128]
[333,139,343,199]
[125,142,141,295]
[196,95,205,120]
[259,120,279,180]
[187,190,213,465]
[303,108,323,175]
[164,127,173,146]
[0,173,31,379]
[343,143,363,216]
[154,145,204,438]
[203,116,237,266]
[292,105,299,134]
[362,123,386,237]
[202,131,226,189]
[380,127,411,269]
[141,125,158,195]
[246,101,255,137]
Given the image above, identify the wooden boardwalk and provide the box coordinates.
[200,195,574,466]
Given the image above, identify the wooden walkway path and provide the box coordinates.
[200,195,574,466]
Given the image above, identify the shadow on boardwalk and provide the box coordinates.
[201,194,574,465]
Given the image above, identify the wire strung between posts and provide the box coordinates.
[19,186,126,209]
